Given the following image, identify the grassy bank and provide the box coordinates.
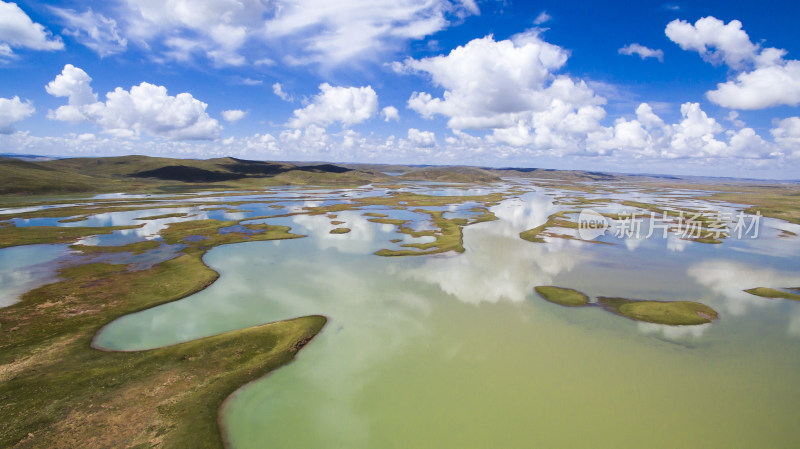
[0,225,322,448]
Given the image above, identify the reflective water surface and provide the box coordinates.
[87,185,800,449]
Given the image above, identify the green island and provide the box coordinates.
[534,286,590,307]
[744,287,800,301]
[597,297,719,325]
[534,287,719,326]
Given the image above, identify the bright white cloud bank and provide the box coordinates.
[0,1,63,57]
[0,96,35,133]
[288,83,378,128]
[667,16,800,110]
[46,64,222,140]
[119,0,477,66]
[397,30,612,153]
[395,29,798,163]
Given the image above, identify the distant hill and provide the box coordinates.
[398,166,502,183]
[342,162,631,183]
[0,157,100,195]
[0,155,387,195]
[9,155,769,197]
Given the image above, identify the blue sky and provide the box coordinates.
[1,0,799,179]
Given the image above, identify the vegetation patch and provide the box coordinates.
[57,216,89,223]
[368,217,407,226]
[69,240,161,255]
[398,166,501,183]
[697,186,800,225]
[375,210,464,257]
[519,211,581,244]
[330,227,351,234]
[467,207,499,224]
[598,297,718,325]
[135,212,190,220]
[159,219,304,252]
[744,287,800,301]
[534,286,590,307]
[0,223,145,249]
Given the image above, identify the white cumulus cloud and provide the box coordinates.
[407,128,436,147]
[222,109,247,122]
[618,43,663,62]
[398,31,607,153]
[381,106,399,122]
[0,1,64,57]
[666,16,758,69]
[46,64,222,140]
[0,96,35,133]
[706,61,800,110]
[667,16,800,110]
[288,83,378,128]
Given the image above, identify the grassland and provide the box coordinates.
[397,166,501,183]
[0,216,320,448]
[69,240,161,255]
[0,223,145,249]
[0,155,388,196]
[1,156,797,447]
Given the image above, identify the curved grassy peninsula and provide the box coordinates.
[535,286,590,307]
[598,297,718,325]
[0,219,325,448]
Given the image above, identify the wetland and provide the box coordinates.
[2,163,800,448]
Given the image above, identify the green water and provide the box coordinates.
[93,191,800,448]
